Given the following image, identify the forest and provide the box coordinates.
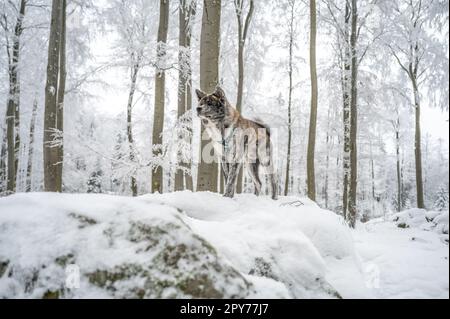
[0,0,448,300]
[0,0,449,222]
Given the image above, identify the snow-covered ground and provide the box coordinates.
[0,192,448,299]
[355,210,449,299]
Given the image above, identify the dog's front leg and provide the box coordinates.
[224,163,241,198]
[221,161,229,184]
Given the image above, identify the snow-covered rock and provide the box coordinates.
[0,193,249,299]
[391,208,449,241]
[0,192,368,298]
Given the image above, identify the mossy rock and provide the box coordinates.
[68,213,98,228]
[397,223,410,229]
[42,290,60,299]
[55,254,75,267]
[0,260,9,278]
[249,257,278,281]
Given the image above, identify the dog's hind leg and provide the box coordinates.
[224,163,242,198]
[248,162,262,196]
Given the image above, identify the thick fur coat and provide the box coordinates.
[196,87,278,199]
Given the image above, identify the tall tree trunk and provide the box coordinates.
[395,118,402,212]
[5,0,26,193]
[175,0,195,192]
[342,1,351,219]
[127,65,139,197]
[324,107,332,208]
[412,77,425,209]
[26,99,38,192]
[13,0,26,189]
[370,141,375,212]
[284,1,295,197]
[56,0,66,192]
[197,0,221,193]
[347,0,358,228]
[0,118,7,193]
[6,95,15,193]
[234,0,254,194]
[44,0,63,192]
[307,0,318,201]
[152,0,170,194]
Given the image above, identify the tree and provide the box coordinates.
[126,56,139,197]
[284,0,296,197]
[0,0,26,193]
[43,0,66,192]
[25,99,38,192]
[384,0,449,209]
[197,0,221,193]
[56,0,67,192]
[434,184,448,212]
[0,126,6,193]
[87,158,103,194]
[107,0,156,196]
[347,0,358,228]
[307,0,318,201]
[175,0,196,192]
[152,0,170,194]
[233,0,254,194]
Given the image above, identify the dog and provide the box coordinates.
[196,87,278,200]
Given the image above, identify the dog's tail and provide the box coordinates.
[253,117,272,137]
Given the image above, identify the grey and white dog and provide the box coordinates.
[196,87,278,200]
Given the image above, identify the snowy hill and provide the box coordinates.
[0,192,448,299]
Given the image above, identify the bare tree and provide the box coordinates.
[307,0,318,201]
[1,0,27,193]
[56,0,66,192]
[25,99,38,192]
[234,0,254,194]
[197,0,221,192]
[0,122,6,193]
[152,0,170,194]
[347,0,358,228]
[385,0,446,209]
[175,0,196,192]
[43,0,66,192]
[284,0,296,197]
[127,59,140,197]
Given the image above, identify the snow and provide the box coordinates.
[355,218,449,298]
[0,192,448,299]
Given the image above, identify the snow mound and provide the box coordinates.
[0,192,369,299]
[391,208,449,241]
[0,193,249,299]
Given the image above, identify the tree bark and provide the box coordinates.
[56,0,66,192]
[5,0,26,193]
[26,99,38,192]
[284,0,295,197]
[0,115,7,193]
[412,77,425,208]
[395,118,402,212]
[342,0,351,219]
[234,0,254,194]
[324,107,332,208]
[307,0,318,201]
[197,0,221,193]
[152,0,170,194]
[44,0,63,192]
[347,0,358,228]
[175,0,195,192]
[127,65,139,197]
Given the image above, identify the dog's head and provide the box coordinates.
[195,87,227,124]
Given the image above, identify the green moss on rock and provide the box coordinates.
[68,213,98,228]
[0,260,9,278]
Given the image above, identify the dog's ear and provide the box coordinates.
[196,89,206,101]
[213,86,226,101]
